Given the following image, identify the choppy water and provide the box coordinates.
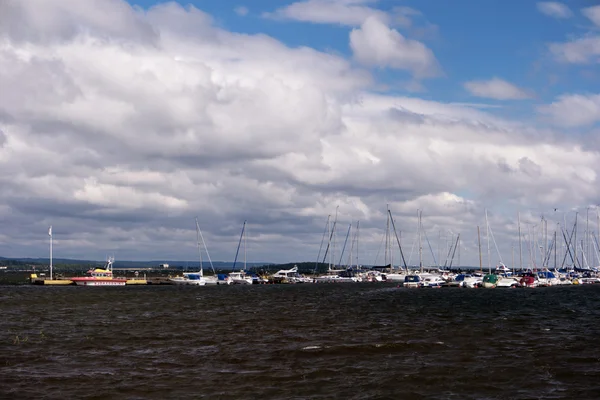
[1,284,600,399]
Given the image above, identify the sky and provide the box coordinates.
[1,0,600,268]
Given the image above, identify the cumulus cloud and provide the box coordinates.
[582,5,600,27]
[538,93,600,127]
[549,36,600,64]
[264,0,419,27]
[548,6,600,64]
[0,0,598,266]
[536,2,573,19]
[350,16,440,78]
[464,78,533,100]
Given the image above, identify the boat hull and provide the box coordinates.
[169,278,206,286]
[72,279,127,286]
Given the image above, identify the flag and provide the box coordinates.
[48,226,52,236]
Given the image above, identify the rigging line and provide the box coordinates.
[422,229,438,267]
[449,234,460,268]
[487,222,504,265]
[232,221,246,271]
[388,209,408,270]
[338,223,352,267]
[321,211,339,264]
[314,215,330,274]
[373,227,386,267]
[196,222,216,275]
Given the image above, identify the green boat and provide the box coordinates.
[482,274,498,288]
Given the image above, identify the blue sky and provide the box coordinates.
[129,0,600,113]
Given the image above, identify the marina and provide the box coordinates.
[17,208,600,289]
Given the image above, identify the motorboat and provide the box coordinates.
[271,266,313,283]
[403,274,421,288]
[71,257,127,286]
[229,271,253,284]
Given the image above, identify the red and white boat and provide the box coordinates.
[71,257,127,286]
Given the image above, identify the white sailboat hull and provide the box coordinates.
[169,277,206,286]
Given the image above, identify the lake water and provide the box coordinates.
[1,284,600,399]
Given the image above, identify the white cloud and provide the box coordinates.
[464,78,533,100]
[234,6,249,16]
[265,0,390,26]
[538,93,600,127]
[0,0,599,266]
[264,0,418,27]
[582,5,600,26]
[547,7,600,64]
[349,16,440,77]
[536,2,573,19]
[549,36,600,64]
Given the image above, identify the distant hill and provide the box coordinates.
[0,256,273,270]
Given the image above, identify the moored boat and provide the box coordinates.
[482,273,498,288]
[70,257,127,286]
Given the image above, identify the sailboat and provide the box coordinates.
[169,218,214,286]
[228,221,255,284]
[383,206,409,282]
[313,208,360,283]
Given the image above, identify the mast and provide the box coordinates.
[418,210,423,273]
[542,216,547,268]
[438,230,442,269]
[511,244,515,274]
[485,209,491,274]
[244,221,247,271]
[597,209,600,267]
[586,207,590,268]
[327,216,331,271]
[332,206,338,269]
[574,212,578,268]
[48,226,53,280]
[232,220,246,272]
[388,208,408,271]
[477,225,483,273]
[385,205,390,266]
[195,217,203,276]
[197,223,216,275]
[356,221,360,268]
[457,235,461,269]
[554,225,558,270]
[518,212,523,271]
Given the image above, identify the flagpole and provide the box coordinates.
[49,226,53,280]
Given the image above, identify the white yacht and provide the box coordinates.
[228,271,253,285]
[271,266,313,283]
[169,272,206,286]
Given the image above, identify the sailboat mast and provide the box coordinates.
[327,216,332,271]
[49,226,53,280]
[195,218,203,276]
[586,208,590,269]
[385,205,390,266]
[418,210,423,273]
[333,206,338,269]
[511,245,515,275]
[574,212,578,268]
[518,212,523,271]
[485,209,491,274]
[457,235,461,268]
[244,221,247,271]
[554,225,558,269]
[356,221,360,268]
[477,225,482,273]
